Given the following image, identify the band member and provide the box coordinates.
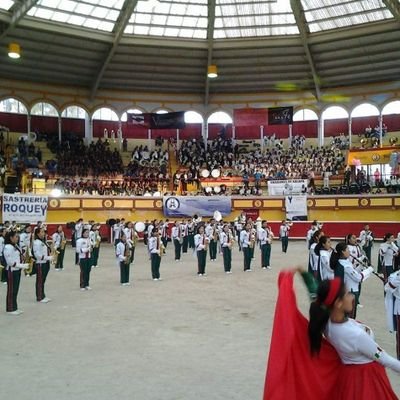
[240,223,253,271]
[76,229,92,290]
[188,218,195,249]
[148,230,162,281]
[331,242,373,318]
[19,224,34,276]
[74,218,83,265]
[115,232,131,285]
[220,224,233,273]
[384,270,400,359]
[359,224,374,262]
[89,224,101,268]
[181,220,189,254]
[206,221,218,262]
[160,220,169,249]
[279,220,290,253]
[380,233,399,281]
[52,225,66,270]
[306,220,321,249]
[33,227,53,303]
[234,218,243,251]
[259,220,274,270]
[124,222,138,264]
[0,227,7,283]
[346,233,365,269]
[314,235,333,281]
[308,229,323,277]
[171,221,182,261]
[3,230,29,315]
[112,218,124,246]
[194,225,209,276]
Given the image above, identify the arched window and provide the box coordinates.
[382,101,400,115]
[293,108,318,121]
[121,108,143,122]
[207,111,232,124]
[322,106,348,120]
[350,103,379,118]
[185,111,204,123]
[31,102,58,117]
[61,105,88,119]
[92,107,118,121]
[0,98,28,114]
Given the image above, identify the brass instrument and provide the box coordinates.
[389,137,398,146]
[124,242,131,264]
[348,254,385,283]
[22,247,35,276]
[158,237,165,258]
[249,231,256,249]
[60,234,67,250]
[227,232,234,249]
[95,232,101,248]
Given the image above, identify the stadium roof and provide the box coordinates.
[0,0,399,102]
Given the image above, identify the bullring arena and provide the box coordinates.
[0,1,400,399]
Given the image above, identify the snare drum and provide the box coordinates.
[211,169,220,178]
[205,186,212,193]
[201,169,210,178]
[214,186,221,193]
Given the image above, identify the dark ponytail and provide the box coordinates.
[311,229,322,244]
[314,235,330,256]
[344,234,353,244]
[329,242,347,270]
[5,230,18,245]
[383,233,393,242]
[308,279,346,355]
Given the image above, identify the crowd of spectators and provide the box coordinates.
[55,138,123,177]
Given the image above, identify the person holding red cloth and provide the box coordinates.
[264,270,400,400]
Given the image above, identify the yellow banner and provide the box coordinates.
[347,147,395,165]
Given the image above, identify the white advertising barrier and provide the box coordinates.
[2,194,48,223]
[285,195,308,221]
[267,179,308,196]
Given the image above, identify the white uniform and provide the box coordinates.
[76,238,91,260]
[339,258,373,293]
[194,234,208,251]
[348,243,365,268]
[359,230,373,248]
[32,239,51,264]
[74,223,83,240]
[19,232,31,251]
[240,230,250,248]
[171,226,180,240]
[116,241,129,263]
[380,242,399,266]
[309,243,318,272]
[3,244,27,271]
[325,318,400,372]
[148,237,161,254]
[319,249,333,280]
[52,232,62,249]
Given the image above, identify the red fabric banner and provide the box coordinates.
[233,108,268,127]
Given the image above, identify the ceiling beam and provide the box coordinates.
[382,0,400,21]
[0,0,39,40]
[204,0,216,106]
[290,0,321,101]
[90,0,139,101]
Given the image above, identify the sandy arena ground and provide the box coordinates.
[1,240,399,400]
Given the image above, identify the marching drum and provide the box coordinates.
[153,191,161,197]
[205,186,212,193]
[211,169,221,178]
[213,186,221,194]
[201,169,210,178]
[134,222,146,232]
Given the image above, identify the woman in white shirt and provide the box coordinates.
[194,225,209,276]
[314,235,333,281]
[3,230,29,315]
[380,233,399,280]
[309,277,400,399]
[308,229,323,278]
[76,229,92,291]
[115,232,131,285]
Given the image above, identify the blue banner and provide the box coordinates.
[163,196,231,218]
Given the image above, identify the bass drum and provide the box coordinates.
[211,169,220,178]
[201,169,210,178]
[214,186,221,193]
[134,222,146,232]
[205,186,212,193]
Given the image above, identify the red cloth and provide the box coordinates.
[263,270,341,400]
[263,271,399,400]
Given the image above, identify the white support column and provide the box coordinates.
[348,116,352,149]
[379,113,383,148]
[176,129,180,150]
[148,128,152,149]
[260,125,264,151]
[202,121,208,150]
[288,124,293,147]
[318,117,324,148]
[85,115,92,145]
[232,124,236,145]
[58,117,62,143]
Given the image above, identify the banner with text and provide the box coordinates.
[268,106,293,125]
[285,195,307,221]
[267,179,308,196]
[2,194,48,223]
[163,196,231,217]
